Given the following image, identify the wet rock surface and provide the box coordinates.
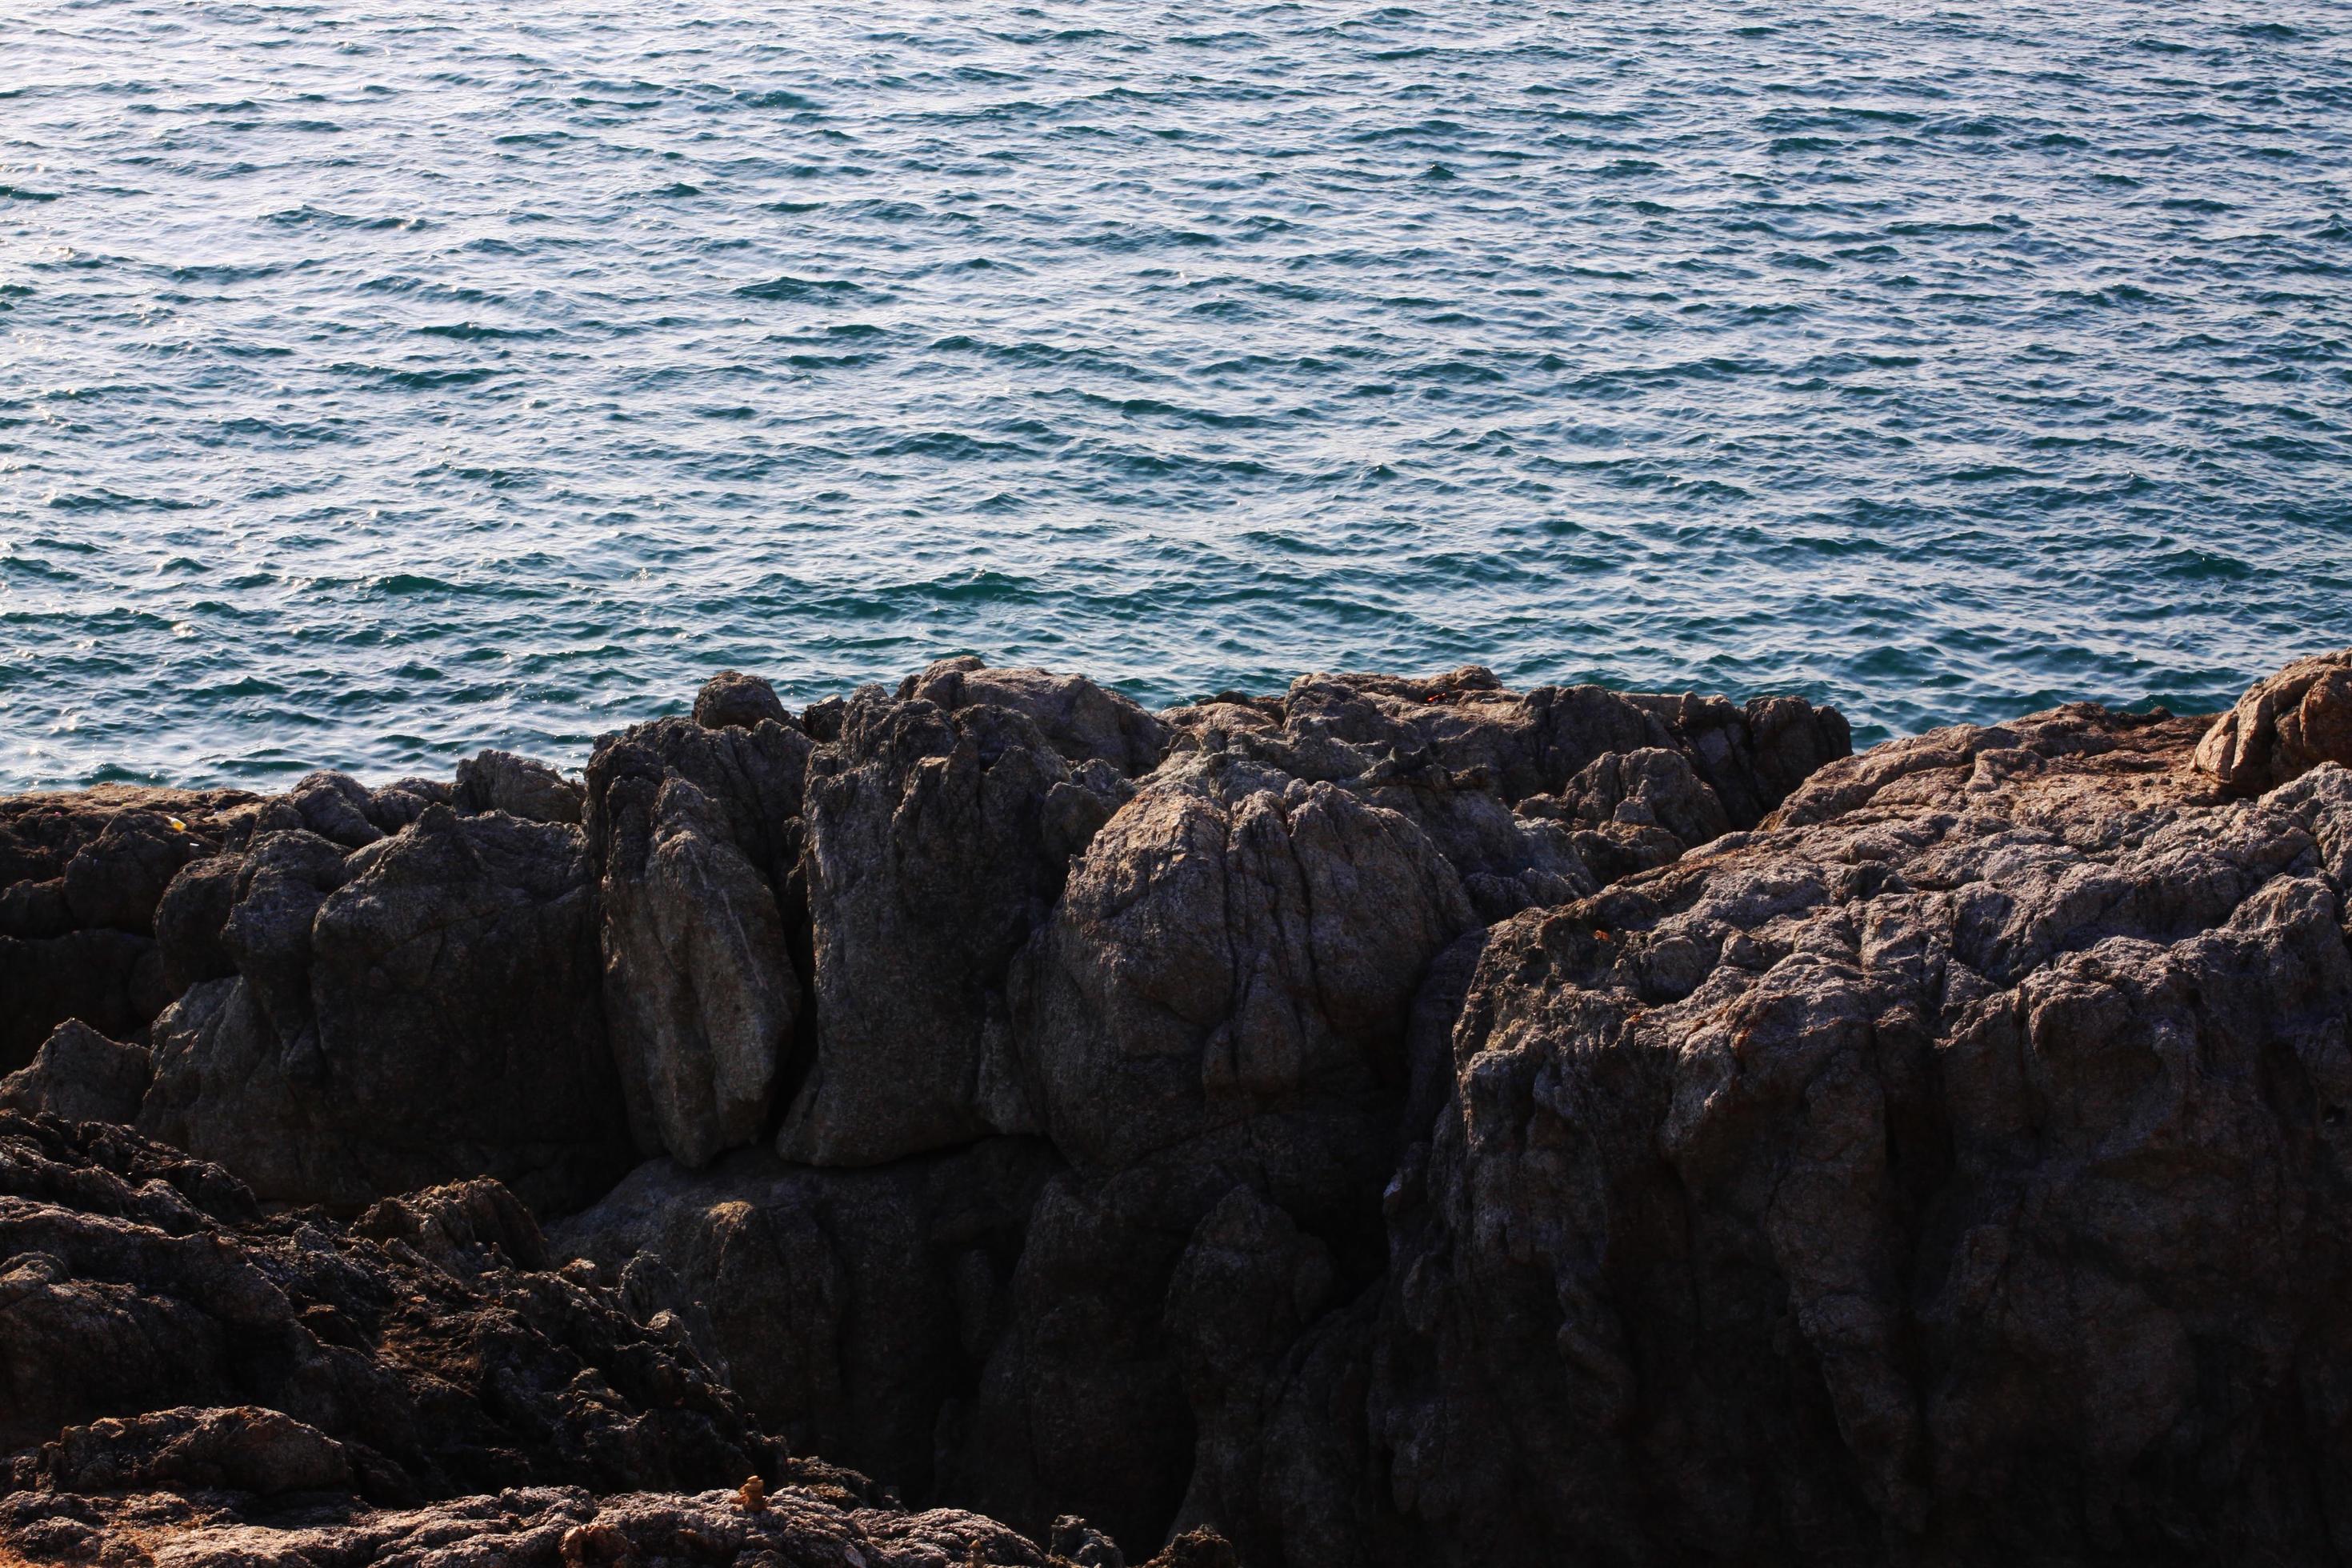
[12,654,2352,1565]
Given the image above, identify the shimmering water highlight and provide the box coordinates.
[3,0,2349,787]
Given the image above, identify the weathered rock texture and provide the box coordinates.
[585,701,813,1168]
[2194,647,2352,795]
[26,651,2352,1566]
[0,1110,759,1492]
[0,1111,1213,1568]
[136,806,631,1214]
[782,686,1132,1165]
[0,1021,152,1126]
[0,1485,1238,1568]
[1359,706,2352,1567]
[0,787,254,1071]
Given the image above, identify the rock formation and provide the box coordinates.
[134,804,632,1214]
[0,1110,1212,1567]
[10,651,2351,1566]
[0,786,251,1071]
[584,702,812,1168]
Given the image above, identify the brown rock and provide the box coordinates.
[693,669,792,732]
[0,1021,151,1126]
[0,1111,762,1497]
[2196,648,2352,794]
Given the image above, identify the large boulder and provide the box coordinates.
[2196,649,2352,795]
[904,657,1171,777]
[1365,706,2352,1566]
[585,710,813,1168]
[0,1021,151,1126]
[693,668,794,731]
[781,693,1129,1166]
[454,748,585,825]
[942,751,1478,1550]
[1014,750,1476,1213]
[138,806,631,1214]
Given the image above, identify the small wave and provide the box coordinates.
[735,274,874,301]
[412,322,546,342]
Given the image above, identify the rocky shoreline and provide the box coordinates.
[5,650,2351,1566]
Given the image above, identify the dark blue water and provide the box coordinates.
[4,0,2350,790]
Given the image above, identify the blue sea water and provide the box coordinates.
[2,0,2349,790]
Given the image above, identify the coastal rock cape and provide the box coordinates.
[3,650,2350,1566]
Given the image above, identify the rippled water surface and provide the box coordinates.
[4,0,2349,788]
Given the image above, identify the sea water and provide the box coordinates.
[2,0,2348,787]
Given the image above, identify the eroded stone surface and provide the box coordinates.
[1362,710,2352,1566]
[0,1112,758,1492]
[30,655,2352,1566]
[137,807,630,1214]
[782,691,1129,1166]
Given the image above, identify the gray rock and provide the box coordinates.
[596,778,796,1168]
[154,852,243,993]
[950,751,1478,1550]
[454,748,586,825]
[0,1111,768,1502]
[1366,705,2352,1566]
[0,1020,152,1125]
[138,806,631,1214]
[363,776,452,833]
[1558,744,1733,846]
[585,715,814,1167]
[0,788,255,1067]
[255,770,385,849]
[781,694,1127,1166]
[1282,668,1848,828]
[903,657,1170,776]
[1014,750,1476,1193]
[551,1138,1058,1497]
[693,668,791,731]
[61,810,203,936]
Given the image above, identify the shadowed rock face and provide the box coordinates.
[34,653,2352,1565]
[585,709,814,1169]
[782,691,1132,1166]
[0,788,254,1071]
[0,1112,1210,1568]
[1359,710,2352,1567]
[0,1111,759,1493]
[0,1021,151,1126]
[136,806,633,1215]
[550,1137,1061,1496]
